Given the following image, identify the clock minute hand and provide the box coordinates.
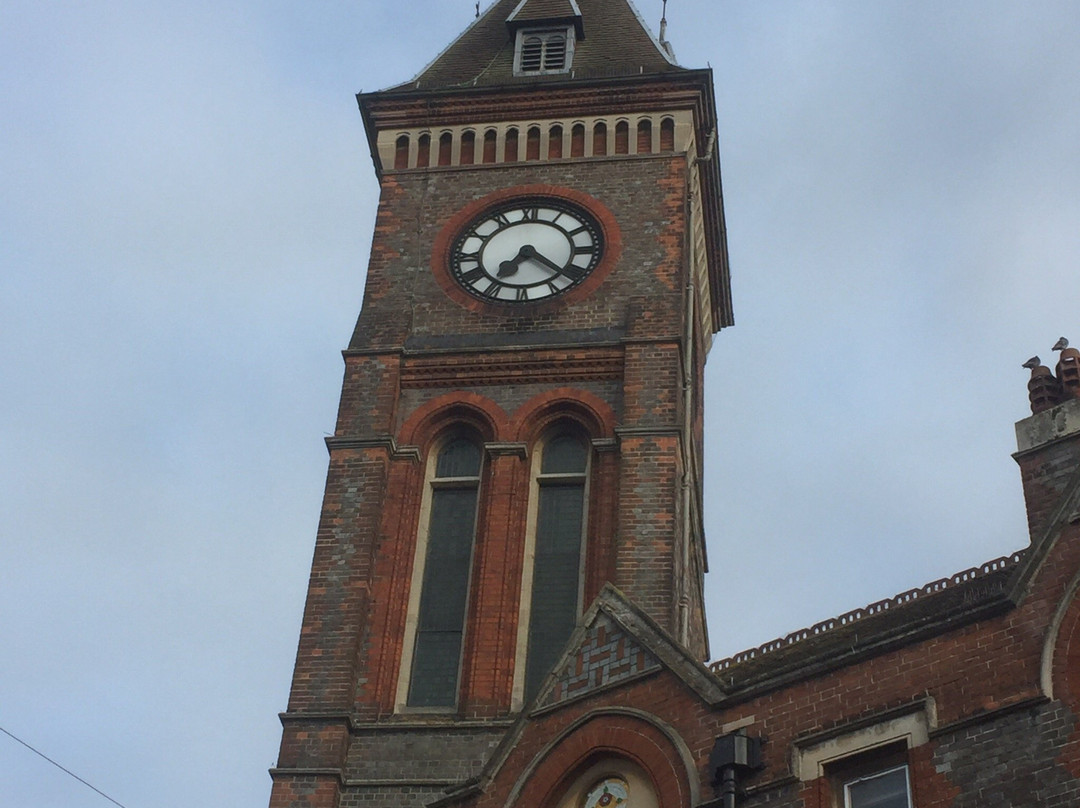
[519,244,564,274]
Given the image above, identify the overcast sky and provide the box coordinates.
[3,1,1078,806]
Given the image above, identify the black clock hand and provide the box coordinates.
[520,245,565,274]
[497,246,531,278]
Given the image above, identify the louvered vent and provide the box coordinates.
[543,35,566,71]
[514,28,573,75]
[520,36,543,72]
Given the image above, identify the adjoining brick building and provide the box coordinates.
[267,3,1080,807]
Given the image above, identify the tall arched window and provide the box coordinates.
[416,133,431,168]
[571,123,586,158]
[526,126,541,160]
[504,127,520,163]
[637,119,653,154]
[460,130,476,165]
[406,436,483,708]
[437,131,453,166]
[614,120,629,154]
[482,129,498,164]
[592,122,607,156]
[548,124,564,159]
[660,117,675,152]
[394,134,410,169]
[523,432,589,700]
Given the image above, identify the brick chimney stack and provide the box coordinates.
[1058,347,1080,399]
[1016,336,1080,541]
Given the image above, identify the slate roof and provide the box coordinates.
[396,0,679,92]
[507,0,581,26]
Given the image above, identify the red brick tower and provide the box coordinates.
[269,3,730,806]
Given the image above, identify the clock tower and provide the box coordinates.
[269,1,730,806]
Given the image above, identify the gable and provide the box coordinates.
[402,0,678,91]
[538,611,661,709]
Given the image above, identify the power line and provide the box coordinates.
[0,724,130,808]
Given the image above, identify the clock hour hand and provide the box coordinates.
[497,246,530,278]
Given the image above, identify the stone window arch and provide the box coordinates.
[505,127,520,163]
[394,134,410,169]
[660,117,675,152]
[438,131,453,166]
[614,120,630,154]
[593,121,608,156]
[571,123,586,157]
[527,126,542,161]
[399,431,484,709]
[520,427,591,701]
[637,119,653,154]
[460,129,476,165]
[416,132,431,167]
[483,129,498,163]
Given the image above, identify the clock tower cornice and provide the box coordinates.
[358,68,717,159]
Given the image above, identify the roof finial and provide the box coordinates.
[475,1,480,18]
[659,0,674,58]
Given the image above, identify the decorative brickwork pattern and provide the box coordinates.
[539,613,661,708]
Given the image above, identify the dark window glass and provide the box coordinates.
[845,766,911,808]
[438,132,453,166]
[483,129,497,164]
[542,434,587,474]
[524,434,588,700]
[417,133,431,168]
[407,438,482,707]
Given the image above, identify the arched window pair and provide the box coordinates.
[404,430,590,709]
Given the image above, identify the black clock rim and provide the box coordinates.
[449,196,605,305]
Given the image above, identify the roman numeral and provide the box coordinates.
[460,267,485,283]
[520,206,539,221]
[483,279,504,297]
[516,287,530,301]
[559,264,586,281]
[491,212,511,227]
[573,245,595,256]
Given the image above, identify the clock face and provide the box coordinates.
[449,197,604,303]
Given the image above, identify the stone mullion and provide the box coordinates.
[584,441,620,605]
[461,446,529,715]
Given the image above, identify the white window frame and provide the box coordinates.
[394,435,483,712]
[510,431,591,709]
[843,763,912,808]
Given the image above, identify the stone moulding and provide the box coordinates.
[400,348,623,388]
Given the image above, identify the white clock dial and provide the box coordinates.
[450,198,603,303]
